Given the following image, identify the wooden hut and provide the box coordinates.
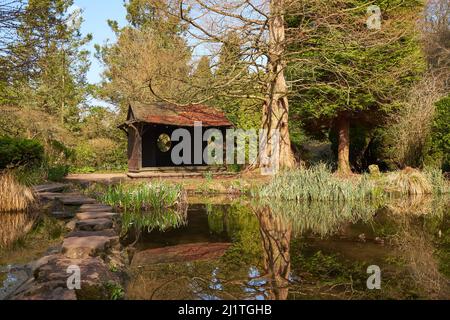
[119,102,233,173]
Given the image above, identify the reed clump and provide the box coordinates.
[257,163,381,202]
[0,171,36,212]
[100,181,187,212]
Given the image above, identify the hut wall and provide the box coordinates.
[141,124,213,168]
[128,125,142,172]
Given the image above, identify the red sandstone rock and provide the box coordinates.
[131,242,232,267]
[62,236,118,259]
[75,218,113,231]
[76,212,118,220]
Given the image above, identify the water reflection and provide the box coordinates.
[126,195,450,300]
[254,206,291,300]
[0,211,38,249]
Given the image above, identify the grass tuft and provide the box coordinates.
[100,181,187,212]
[256,163,381,202]
[0,171,36,212]
[384,167,437,195]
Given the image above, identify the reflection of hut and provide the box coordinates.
[119,102,233,174]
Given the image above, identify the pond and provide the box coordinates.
[125,195,450,300]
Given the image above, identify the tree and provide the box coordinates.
[4,0,91,129]
[286,0,425,174]
[192,56,213,91]
[97,0,192,114]
[145,0,298,170]
[0,0,24,56]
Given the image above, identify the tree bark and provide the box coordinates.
[261,0,296,171]
[336,115,352,175]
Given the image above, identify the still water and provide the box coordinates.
[126,196,450,300]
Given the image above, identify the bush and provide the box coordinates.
[426,96,450,172]
[0,136,44,169]
[74,138,126,171]
[47,165,70,182]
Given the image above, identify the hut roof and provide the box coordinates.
[127,102,233,127]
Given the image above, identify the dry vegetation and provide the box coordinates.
[0,172,36,212]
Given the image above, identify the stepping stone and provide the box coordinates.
[60,196,96,205]
[33,183,69,193]
[76,212,118,221]
[51,211,75,219]
[76,218,113,231]
[62,236,118,259]
[38,192,76,200]
[65,220,76,232]
[80,203,113,211]
[79,204,113,212]
[66,229,117,239]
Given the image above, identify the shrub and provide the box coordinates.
[0,136,44,169]
[426,95,450,172]
[74,138,126,171]
[47,165,70,182]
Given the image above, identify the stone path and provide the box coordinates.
[10,184,125,300]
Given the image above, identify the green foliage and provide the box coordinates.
[427,96,450,172]
[0,137,44,169]
[73,138,126,172]
[208,204,262,268]
[122,208,187,235]
[105,281,125,301]
[287,0,425,166]
[424,167,449,195]
[47,165,69,182]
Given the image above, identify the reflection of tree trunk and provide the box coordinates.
[255,206,292,300]
[336,114,351,175]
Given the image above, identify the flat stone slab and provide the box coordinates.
[75,218,113,231]
[62,236,118,259]
[78,204,114,212]
[60,197,96,205]
[37,193,96,205]
[39,192,80,200]
[66,229,117,239]
[12,255,121,300]
[76,212,118,221]
[131,242,232,267]
[52,211,75,219]
[33,183,69,194]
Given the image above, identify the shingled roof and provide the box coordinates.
[127,102,232,127]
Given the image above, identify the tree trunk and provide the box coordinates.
[261,0,296,172]
[336,115,352,175]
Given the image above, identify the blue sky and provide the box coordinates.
[74,0,128,84]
